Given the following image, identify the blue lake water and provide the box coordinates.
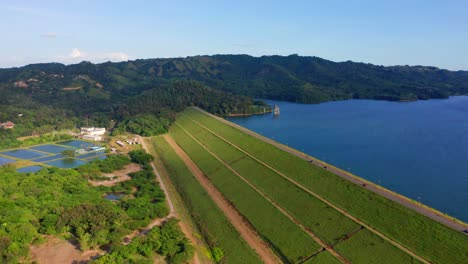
[227,96,468,222]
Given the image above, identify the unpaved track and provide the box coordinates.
[195,107,468,233]
[181,111,431,264]
[138,136,201,264]
[164,134,281,264]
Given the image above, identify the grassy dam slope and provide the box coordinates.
[159,107,467,264]
[152,136,263,264]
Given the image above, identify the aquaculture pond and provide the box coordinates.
[17,165,43,173]
[57,140,95,149]
[30,144,74,154]
[0,149,48,160]
[0,139,105,169]
[0,156,15,165]
[32,154,65,163]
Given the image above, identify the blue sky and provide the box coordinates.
[1,0,467,70]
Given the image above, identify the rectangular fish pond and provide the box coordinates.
[0,139,107,171]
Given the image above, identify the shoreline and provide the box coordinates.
[225,110,272,117]
[194,106,468,232]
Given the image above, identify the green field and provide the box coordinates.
[167,107,468,264]
[151,136,262,264]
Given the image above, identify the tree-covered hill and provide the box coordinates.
[2,54,468,105]
[1,54,467,137]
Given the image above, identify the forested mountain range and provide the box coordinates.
[1,54,467,139]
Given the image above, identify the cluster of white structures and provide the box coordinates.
[80,127,106,141]
[115,137,140,148]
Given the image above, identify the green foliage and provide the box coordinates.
[129,149,154,164]
[211,247,225,263]
[0,151,185,263]
[0,131,73,150]
[75,154,130,179]
[0,165,104,262]
[119,164,168,222]
[114,114,172,136]
[153,136,262,264]
[90,220,194,264]
[56,203,129,249]
[61,149,76,159]
[4,55,466,138]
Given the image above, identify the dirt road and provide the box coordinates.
[195,107,468,233]
[138,135,201,264]
[164,134,281,264]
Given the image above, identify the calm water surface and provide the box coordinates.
[227,96,468,221]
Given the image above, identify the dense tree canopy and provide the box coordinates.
[2,54,467,137]
[0,150,190,263]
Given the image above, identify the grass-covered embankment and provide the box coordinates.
[151,136,262,264]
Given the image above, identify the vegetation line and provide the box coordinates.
[297,248,326,264]
[175,122,350,264]
[182,111,431,264]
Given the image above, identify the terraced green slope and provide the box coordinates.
[152,136,262,264]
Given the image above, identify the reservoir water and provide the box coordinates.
[227,96,468,222]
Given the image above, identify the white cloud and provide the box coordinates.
[57,49,131,64]
[69,48,84,59]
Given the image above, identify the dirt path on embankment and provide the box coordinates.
[163,134,281,264]
[194,107,468,234]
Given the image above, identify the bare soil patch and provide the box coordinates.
[89,163,141,187]
[30,236,102,264]
[62,86,83,91]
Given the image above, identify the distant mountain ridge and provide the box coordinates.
[2,54,467,105]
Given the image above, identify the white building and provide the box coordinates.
[80,127,106,136]
[83,134,104,141]
[80,127,106,141]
